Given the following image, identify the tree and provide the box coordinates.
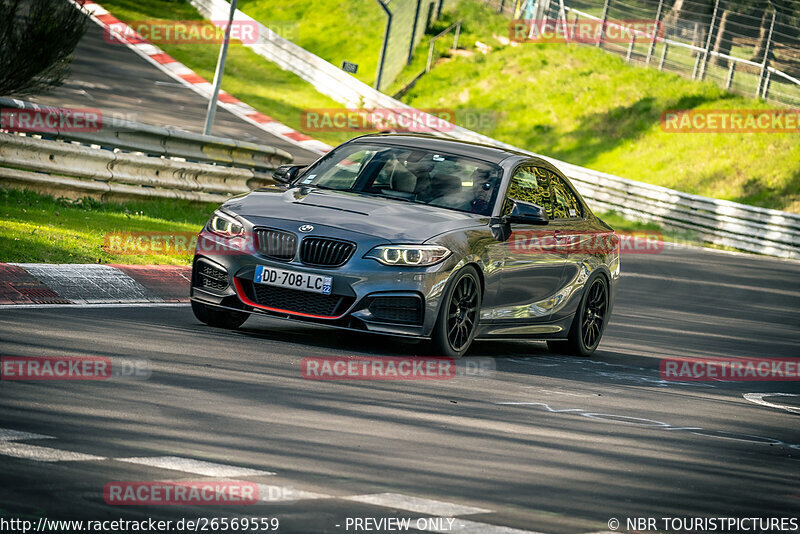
[710,1,732,67]
[749,0,800,64]
[0,0,88,97]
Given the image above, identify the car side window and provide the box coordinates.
[551,176,582,219]
[504,166,554,218]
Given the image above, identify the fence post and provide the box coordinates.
[691,25,702,79]
[725,61,735,89]
[570,13,578,40]
[698,0,720,81]
[658,41,668,70]
[527,0,540,39]
[646,0,664,66]
[408,0,422,64]
[626,34,636,62]
[453,22,461,50]
[499,0,505,14]
[374,0,392,91]
[426,40,436,72]
[597,0,610,48]
[755,10,776,99]
[762,70,772,99]
[558,0,569,41]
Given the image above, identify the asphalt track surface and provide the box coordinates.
[29,21,321,164]
[1,246,799,533]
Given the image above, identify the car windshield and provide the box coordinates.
[296,143,504,216]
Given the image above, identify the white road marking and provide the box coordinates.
[743,393,800,415]
[344,493,491,516]
[0,429,53,441]
[256,484,331,502]
[117,456,275,477]
[0,442,104,462]
[0,303,189,310]
[416,517,548,533]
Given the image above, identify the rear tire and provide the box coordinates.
[547,274,609,357]
[431,266,482,359]
[191,300,249,329]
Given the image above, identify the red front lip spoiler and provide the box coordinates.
[232,277,346,320]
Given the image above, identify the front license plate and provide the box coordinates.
[254,265,332,295]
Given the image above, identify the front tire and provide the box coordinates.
[547,274,609,357]
[191,300,249,329]
[431,266,482,358]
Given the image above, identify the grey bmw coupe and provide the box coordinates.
[190,134,619,357]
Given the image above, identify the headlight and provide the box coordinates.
[364,245,451,266]
[207,210,244,238]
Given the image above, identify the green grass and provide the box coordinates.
[236,0,385,88]
[0,188,213,264]
[400,33,800,212]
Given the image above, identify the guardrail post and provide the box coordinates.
[597,0,610,48]
[762,70,772,99]
[645,0,664,66]
[698,0,720,81]
[658,41,667,70]
[755,9,776,99]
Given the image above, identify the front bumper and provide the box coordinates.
[190,229,457,338]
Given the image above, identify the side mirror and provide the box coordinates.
[505,200,548,225]
[272,164,307,184]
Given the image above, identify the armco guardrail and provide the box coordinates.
[0,133,258,203]
[0,97,293,182]
[189,0,800,259]
[0,98,295,203]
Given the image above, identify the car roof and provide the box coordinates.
[348,133,547,166]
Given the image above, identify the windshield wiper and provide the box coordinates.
[357,192,416,203]
[302,184,346,191]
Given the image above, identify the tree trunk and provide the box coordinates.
[662,0,687,37]
[711,6,732,67]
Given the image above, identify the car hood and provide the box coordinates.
[222,187,486,242]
